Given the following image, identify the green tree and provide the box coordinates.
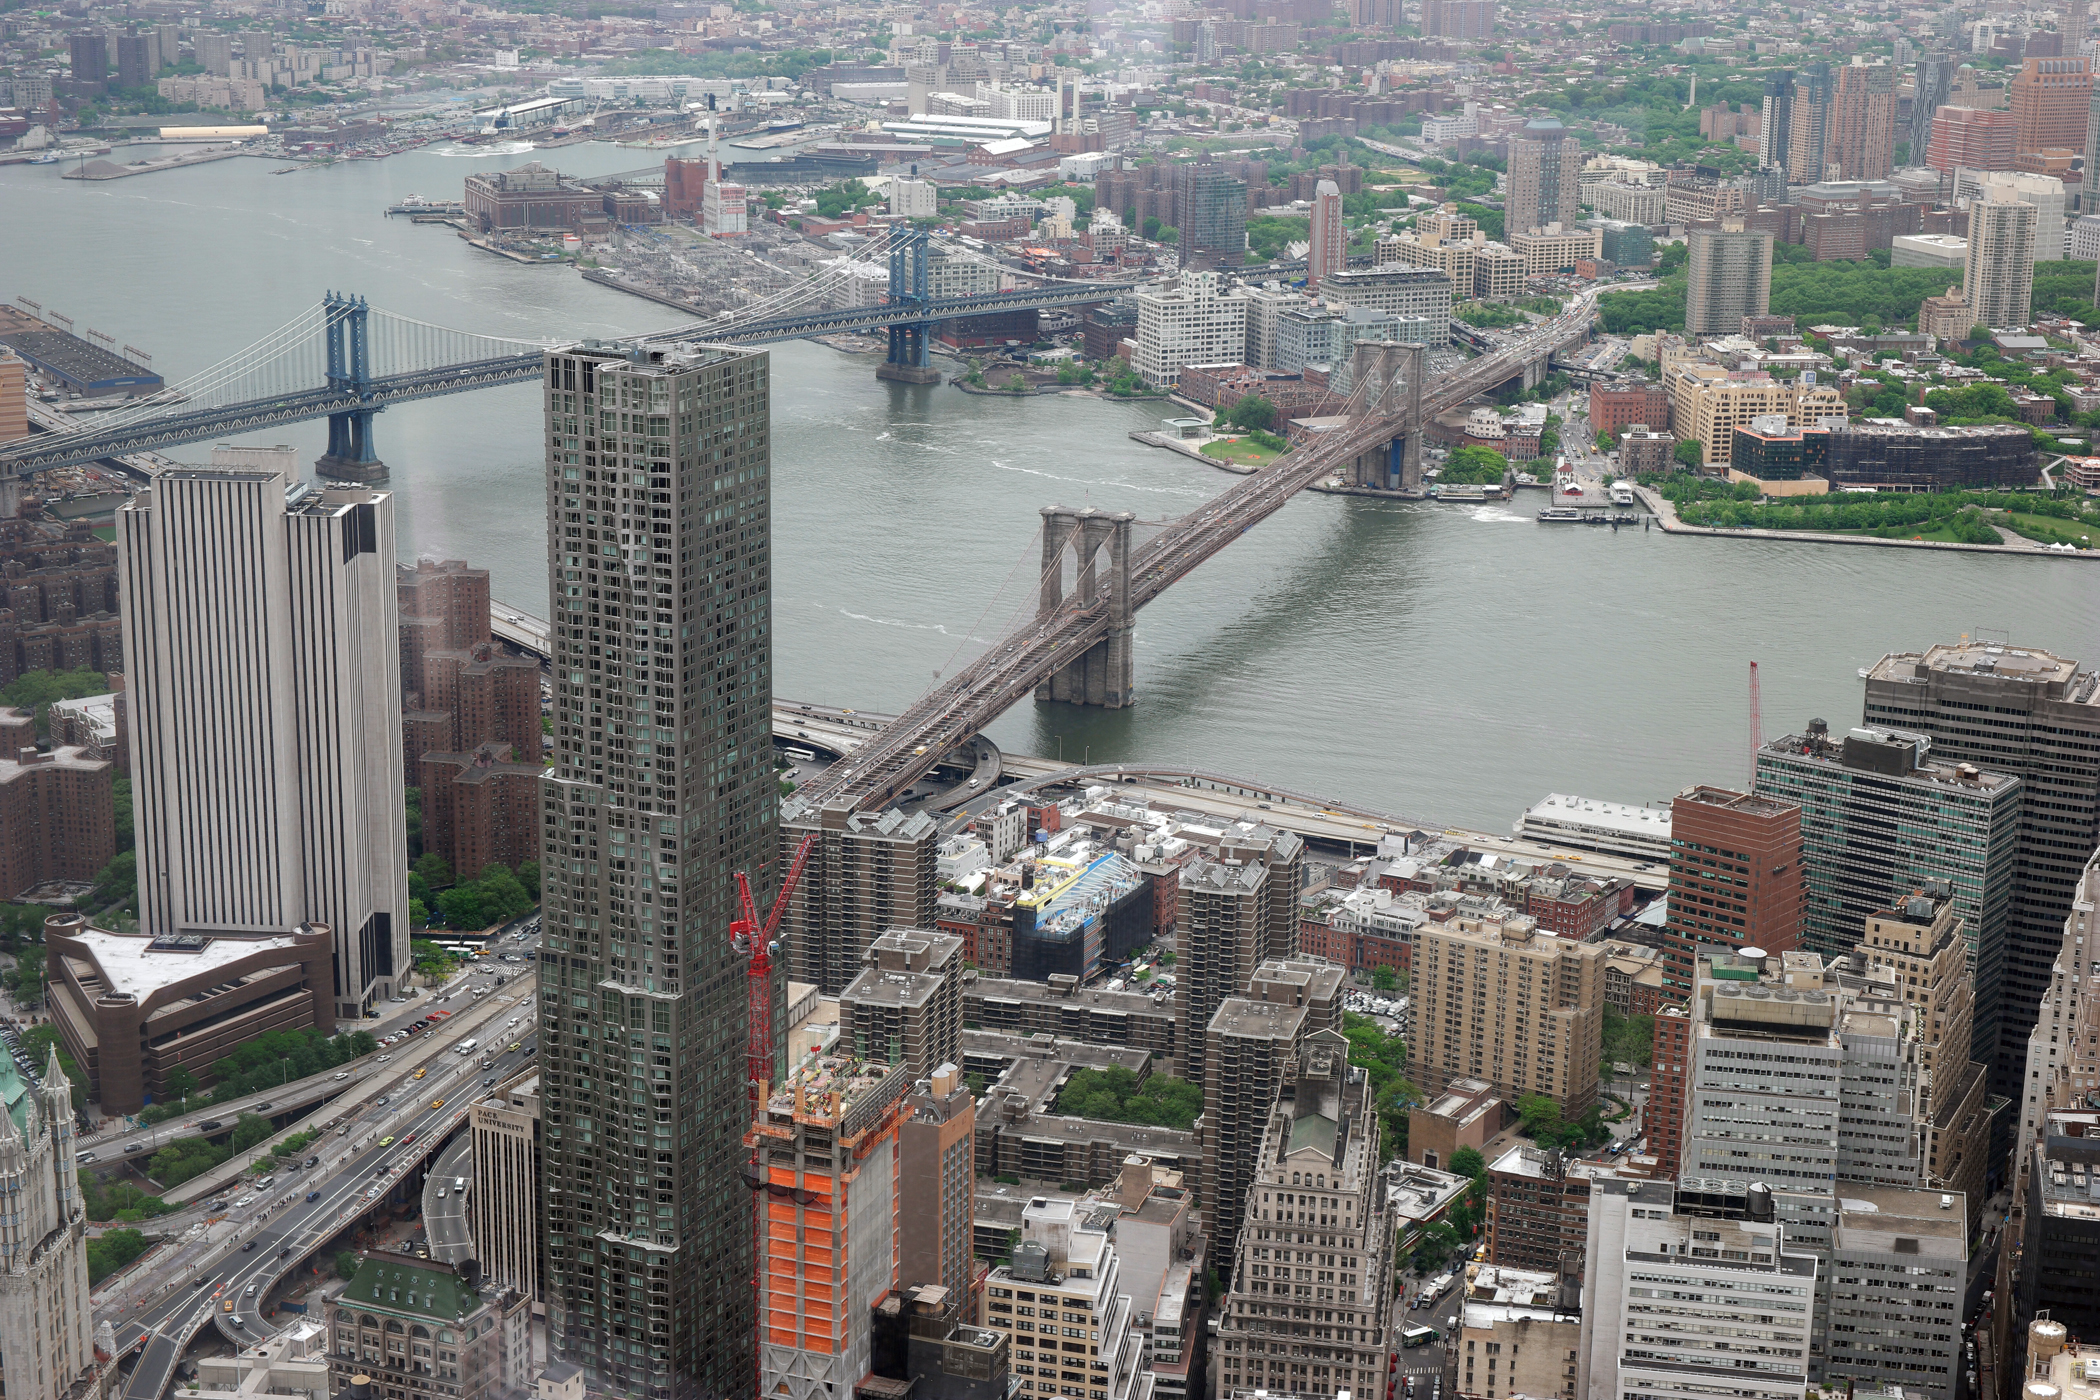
[163,1067,198,1104]
[228,1112,274,1153]
[1224,394,1278,432]
[517,861,540,901]
[0,668,108,736]
[1370,964,1399,993]
[1516,1094,1564,1141]
[91,849,137,917]
[337,1251,362,1280]
[1674,437,1705,469]
[1448,1145,1487,1178]
[414,853,455,889]
[113,777,133,851]
[1602,1007,1655,1069]
[85,1227,149,1284]
[436,885,489,930]
[1052,1066,1203,1130]
[4,945,44,1003]
[1595,427,1616,452]
[1440,445,1509,484]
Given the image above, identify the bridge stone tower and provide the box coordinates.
[1345,340,1427,492]
[316,291,387,481]
[1035,505,1135,708]
[875,226,942,385]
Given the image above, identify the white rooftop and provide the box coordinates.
[1518,793,1672,838]
[69,928,313,999]
[47,692,119,742]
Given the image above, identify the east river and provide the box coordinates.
[5,140,2096,832]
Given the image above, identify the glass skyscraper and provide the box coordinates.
[1754,719,2020,1080]
[536,341,777,1399]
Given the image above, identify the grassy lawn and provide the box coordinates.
[1819,521,1979,543]
[1201,438,1285,466]
[1997,511,2095,547]
[91,525,116,542]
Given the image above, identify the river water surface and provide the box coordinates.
[5,141,2094,830]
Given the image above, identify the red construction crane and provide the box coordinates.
[1748,660,1764,785]
[732,831,818,1109]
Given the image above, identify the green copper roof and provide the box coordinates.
[0,1052,30,1136]
[345,1255,478,1322]
[1288,1111,1339,1159]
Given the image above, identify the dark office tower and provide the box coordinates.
[1176,165,1248,269]
[1863,642,2100,1097]
[114,32,151,90]
[68,33,107,96]
[1754,719,2020,1077]
[1788,63,1836,183]
[1912,51,1955,165]
[1761,70,1795,178]
[536,342,776,1400]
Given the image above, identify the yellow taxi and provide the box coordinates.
[430,1098,445,1110]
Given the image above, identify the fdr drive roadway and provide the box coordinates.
[105,979,538,1400]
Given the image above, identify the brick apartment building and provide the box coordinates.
[1588,381,1671,438]
[1661,785,1806,991]
[398,559,542,878]
[0,743,113,902]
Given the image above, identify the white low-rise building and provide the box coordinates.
[1514,793,1673,862]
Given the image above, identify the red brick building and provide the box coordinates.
[398,559,543,880]
[418,741,542,880]
[1647,1005,1692,1179]
[1661,785,1805,991]
[0,744,113,902]
[1176,363,1346,417]
[1589,381,1672,438]
[1525,875,1616,941]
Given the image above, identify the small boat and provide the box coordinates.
[1536,507,1585,522]
[30,151,59,165]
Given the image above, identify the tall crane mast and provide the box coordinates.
[731,831,818,1110]
[1748,660,1764,786]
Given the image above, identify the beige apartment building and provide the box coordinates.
[1408,912,1605,1113]
[1510,225,1603,276]
[1379,204,1480,293]
[1670,363,1847,467]
[1856,886,1991,1211]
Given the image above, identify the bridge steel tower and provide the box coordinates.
[316,291,387,480]
[1345,341,1428,492]
[875,226,943,385]
[1034,505,1136,708]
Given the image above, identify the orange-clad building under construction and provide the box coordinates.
[746,1054,915,1400]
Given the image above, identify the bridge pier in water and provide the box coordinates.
[316,405,386,481]
[875,226,943,385]
[1035,506,1135,709]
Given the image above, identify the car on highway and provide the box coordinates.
[376,1055,391,1063]
[231,1315,244,1328]
[430,1098,444,1110]
[366,1186,381,1199]
[401,1132,417,1145]
[195,1276,212,1288]
[376,1095,390,1106]
[254,1102,271,1111]
[124,1141,142,1152]
[306,1190,321,1202]
[509,1042,522,1052]
[483,1077,495,1087]
[245,1283,257,1296]
[242,1241,257,1252]
[77,1150,96,1163]
[413,1068,427,1080]
[379,1136,395,1146]
[200,1119,223,1131]
[234,1195,254,1207]
[334,1071,350,1080]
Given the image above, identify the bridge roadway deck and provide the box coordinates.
[3,285,1126,477]
[793,293,1601,814]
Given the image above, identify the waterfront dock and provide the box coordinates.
[61,147,245,180]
